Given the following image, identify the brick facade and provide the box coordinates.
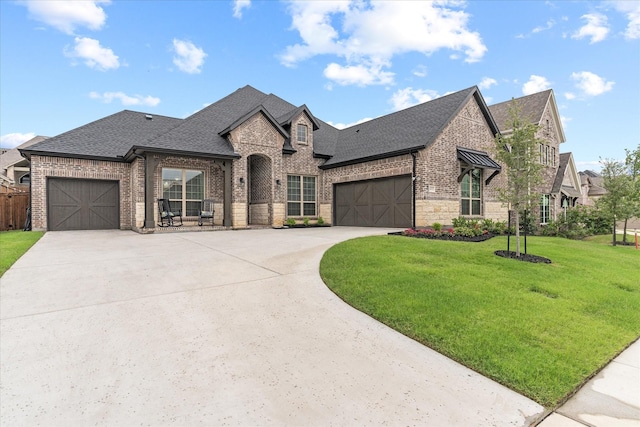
[30,155,132,230]
[28,91,523,231]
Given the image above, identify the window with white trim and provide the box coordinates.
[540,194,550,224]
[297,124,308,144]
[460,168,482,216]
[287,175,316,216]
[162,168,204,216]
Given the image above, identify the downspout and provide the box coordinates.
[411,151,417,229]
[131,151,146,229]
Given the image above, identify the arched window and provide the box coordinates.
[19,174,30,184]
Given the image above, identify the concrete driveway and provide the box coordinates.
[1,228,544,426]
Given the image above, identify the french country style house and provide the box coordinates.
[20,84,575,232]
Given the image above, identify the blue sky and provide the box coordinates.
[1,0,638,171]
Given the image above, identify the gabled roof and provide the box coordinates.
[489,89,566,143]
[277,104,320,131]
[321,86,496,169]
[1,136,48,171]
[21,111,182,161]
[552,152,581,196]
[218,104,289,139]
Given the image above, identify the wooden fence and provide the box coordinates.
[0,193,30,231]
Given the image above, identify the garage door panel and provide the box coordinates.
[334,175,411,228]
[48,179,119,231]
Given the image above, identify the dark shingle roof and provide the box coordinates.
[22,111,182,160]
[489,90,552,132]
[321,86,492,168]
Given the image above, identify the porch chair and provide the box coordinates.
[157,198,183,227]
[198,199,215,226]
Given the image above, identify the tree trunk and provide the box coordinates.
[612,218,617,246]
[515,210,521,256]
[623,218,628,243]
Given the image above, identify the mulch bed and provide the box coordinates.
[494,250,552,264]
[390,230,552,263]
[388,231,495,242]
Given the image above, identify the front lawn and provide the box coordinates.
[320,235,640,408]
[0,230,44,276]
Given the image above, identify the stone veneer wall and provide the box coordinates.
[29,155,132,230]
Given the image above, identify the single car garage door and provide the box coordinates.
[47,178,119,231]
[334,175,412,228]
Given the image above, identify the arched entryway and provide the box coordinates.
[247,154,273,225]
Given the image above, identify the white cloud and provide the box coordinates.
[233,0,251,19]
[522,75,551,95]
[570,71,614,96]
[564,92,576,100]
[560,115,572,128]
[65,37,119,71]
[412,65,428,78]
[572,13,610,43]
[89,91,160,107]
[390,87,440,111]
[22,0,109,35]
[172,39,207,74]
[0,132,36,149]
[478,77,497,90]
[611,1,640,39]
[323,62,394,86]
[280,1,486,86]
[532,19,556,33]
[327,117,374,130]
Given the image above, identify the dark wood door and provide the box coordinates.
[334,175,412,227]
[47,179,119,231]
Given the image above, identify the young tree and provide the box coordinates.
[493,101,545,256]
[598,158,632,246]
[622,144,640,242]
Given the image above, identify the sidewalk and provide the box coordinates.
[537,338,640,426]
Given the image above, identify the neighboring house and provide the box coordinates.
[488,90,581,225]
[21,84,509,232]
[579,170,607,206]
[0,136,48,193]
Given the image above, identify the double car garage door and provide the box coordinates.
[334,175,412,228]
[47,178,119,231]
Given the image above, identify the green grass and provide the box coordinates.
[0,230,44,276]
[320,235,640,408]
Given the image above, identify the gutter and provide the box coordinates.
[319,146,424,170]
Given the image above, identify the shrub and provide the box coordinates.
[452,216,468,228]
[303,217,310,226]
[286,218,296,227]
[432,222,442,231]
[317,216,325,225]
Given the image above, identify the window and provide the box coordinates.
[540,194,550,224]
[539,144,544,164]
[162,168,204,216]
[297,124,307,144]
[460,168,482,216]
[551,147,556,167]
[287,175,316,216]
[19,174,30,184]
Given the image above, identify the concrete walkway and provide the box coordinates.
[1,228,544,426]
[538,339,639,427]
